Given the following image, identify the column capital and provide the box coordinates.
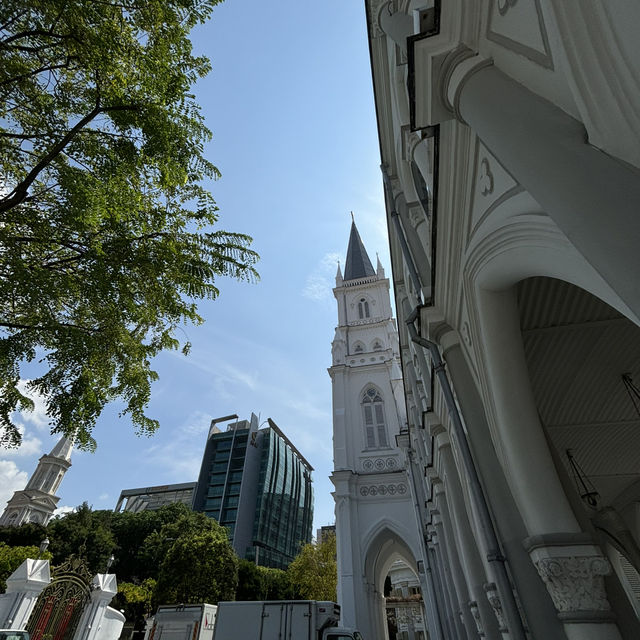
[468,601,485,637]
[524,534,615,622]
[410,40,492,128]
[483,582,508,634]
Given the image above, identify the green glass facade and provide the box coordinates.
[193,416,313,569]
[247,428,314,568]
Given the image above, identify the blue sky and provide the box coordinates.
[0,0,391,537]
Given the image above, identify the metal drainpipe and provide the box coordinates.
[381,166,424,302]
[406,309,528,640]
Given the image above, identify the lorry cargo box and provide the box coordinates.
[213,601,362,640]
[145,604,217,640]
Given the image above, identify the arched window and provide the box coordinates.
[358,298,370,319]
[373,340,383,351]
[354,343,364,353]
[362,387,389,449]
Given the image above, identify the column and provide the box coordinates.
[446,55,640,320]
[75,574,123,640]
[433,515,468,640]
[437,334,572,640]
[438,439,501,640]
[0,559,50,629]
[474,291,623,639]
[435,487,479,639]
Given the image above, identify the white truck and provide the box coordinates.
[145,601,363,640]
[212,601,363,640]
[145,604,217,640]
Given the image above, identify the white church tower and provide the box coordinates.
[330,221,424,640]
[0,436,73,527]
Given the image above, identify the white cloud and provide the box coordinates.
[0,426,42,457]
[53,505,75,517]
[181,411,214,436]
[303,252,342,304]
[15,380,50,430]
[141,409,218,482]
[0,460,28,509]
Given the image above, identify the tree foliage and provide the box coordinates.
[0,542,52,591]
[0,0,259,450]
[236,559,293,601]
[46,502,116,574]
[287,533,337,602]
[114,578,157,629]
[0,503,240,602]
[155,528,238,605]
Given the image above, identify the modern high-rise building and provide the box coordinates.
[192,413,314,569]
[114,482,197,513]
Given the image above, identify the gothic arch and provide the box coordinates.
[361,521,423,640]
[362,519,421,587]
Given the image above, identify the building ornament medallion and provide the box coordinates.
[359,483,407,497]
[479,157,494,196]
[362,456,399,472]
[533,555,612,614]
[484,583,508,633]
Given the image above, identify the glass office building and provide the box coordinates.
[193,414,313,569]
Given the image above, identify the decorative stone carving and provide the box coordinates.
[359,483,407,497]
[362,456,399,472]
[407,204,425,230]
[368,0,391,38]
[468,601,485,637]
[484,583,508,632]
[533,556,612,613]
[497,0,517,15]
[461,321,472,347]
[479,157,494,196]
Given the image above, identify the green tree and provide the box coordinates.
[235,558,265,601]
[235,559,293,601]
[0,521,47,548]
[287,533,337,602]
[259,565,293,600]
[113,578,156,632]
[0,0,258,450]
[155,529,238,604]
[46,502,115,573]
[0,542,52,591]
[110,502,191,583]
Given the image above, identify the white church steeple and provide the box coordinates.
[0,436,73,527]
[330,221,419,640]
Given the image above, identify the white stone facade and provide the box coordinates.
[0,436,73,527]
[330,224,426,640]
[363,2,640,639]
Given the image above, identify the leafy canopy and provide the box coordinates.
[287,532,337,602]
[0,0,258,450]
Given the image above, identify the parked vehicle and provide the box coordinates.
[144,604,217,640]
[145,601,362,640]
[0,631,29,640]
[212,601,363,640]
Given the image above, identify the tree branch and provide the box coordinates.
[0,320,100,334]
[0,105,102,214]
[0,58,75,88]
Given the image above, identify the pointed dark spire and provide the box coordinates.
[344,220,376,281]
